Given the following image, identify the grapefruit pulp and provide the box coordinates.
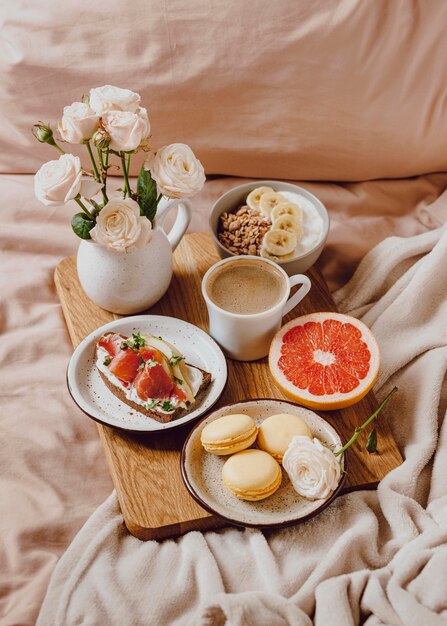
[269,312,380,410]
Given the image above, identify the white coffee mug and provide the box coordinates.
[202,256,311,361]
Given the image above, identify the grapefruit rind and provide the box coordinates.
[269,312,380,411]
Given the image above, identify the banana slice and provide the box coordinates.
[260,247,296,262]
[271,201,302,222]
[272,214,302,239]
[259,191,287,217]
[246,186,274,211]
[262,228,297,256]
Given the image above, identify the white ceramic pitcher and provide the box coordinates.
[77,198,191,314]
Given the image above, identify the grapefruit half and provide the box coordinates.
[269,312,380,410]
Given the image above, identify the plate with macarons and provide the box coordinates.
[181,398,346,528]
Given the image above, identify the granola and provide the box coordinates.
[218,205,272,256]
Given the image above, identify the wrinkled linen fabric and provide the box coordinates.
[34,224,447,623]
[3,1,447,621]
[2,0,447,180]
[1,172,446,625]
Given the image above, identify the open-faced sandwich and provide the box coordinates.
[95,331,212,423]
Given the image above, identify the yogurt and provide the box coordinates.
[276,190,324,257]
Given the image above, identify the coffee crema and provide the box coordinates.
[206,259,286,315]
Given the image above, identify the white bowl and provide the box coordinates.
[208,180,330,276]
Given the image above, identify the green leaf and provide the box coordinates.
[71,213,95,240]
[161,400,174,412]
[366,428,378,453]
[136,165,158,222]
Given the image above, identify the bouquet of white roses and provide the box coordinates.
[33,85,205,252]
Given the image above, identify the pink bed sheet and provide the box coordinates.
[1,172,446,625]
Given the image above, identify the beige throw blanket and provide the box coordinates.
[36,225,447,625]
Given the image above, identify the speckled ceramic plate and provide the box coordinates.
[181,399,346,528]
[67,315,228,432]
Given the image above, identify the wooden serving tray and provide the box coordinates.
[55,232,402,540]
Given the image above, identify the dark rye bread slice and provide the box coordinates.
[95,344,212,423]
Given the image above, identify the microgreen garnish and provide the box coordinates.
[103,356,111,366]
[146,399,160,410]
[120,331,145,353]
[334,387,397,457]
[137,356,158,372]
[170,355,185,367]
[121,340,136,351]
[173,376,183,385]
[132,331,145,349]
[161,400,174,412]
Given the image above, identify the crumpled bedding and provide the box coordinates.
[1,172,447,625]
[36,221,447,626]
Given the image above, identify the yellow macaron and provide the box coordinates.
[200,413,258,455]
[257,413,312,463]
[222,449,282,501]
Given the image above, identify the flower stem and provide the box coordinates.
[74,196,95,220]
[86,141,100,181]
[86,141,108,204]
[96,146,109,204]
[103,148,109,202]
[120,152,132,198]
[97,146,104,170]
[334,386,398,457]
[53,142,66,155]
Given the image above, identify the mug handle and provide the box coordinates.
[156,199,192,252]
[283,274,312,317]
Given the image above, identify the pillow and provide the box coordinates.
[1,0,447,180]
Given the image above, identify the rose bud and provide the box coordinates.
[92,128,111,150]
[33,122,57,146]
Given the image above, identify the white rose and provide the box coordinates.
[146,143,205,199]
[283,436,341,500]
[102,107,150,152]
[89,85,141,114]
[79,176,103,199]
[34,154,82,206]
[90,198,152,252]
[58,102,99,144]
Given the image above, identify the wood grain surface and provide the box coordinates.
[55,232,403,540]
